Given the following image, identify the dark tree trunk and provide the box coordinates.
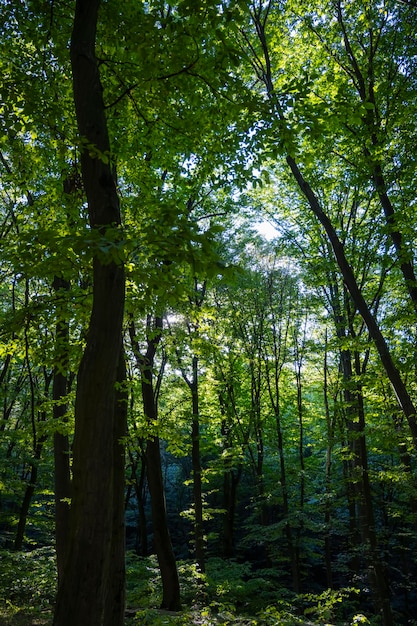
[104,350,127,626]
[352,351,392,626]
[53,1,125,624]
[137,453,149,556]
[13,443,43,551]
[146,435,181,610]
[127,444,148,556]
[130,317,181,611]
[339,343,392,625]
[222,464,241,558]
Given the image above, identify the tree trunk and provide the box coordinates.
[128,444,148,556]
[13,443,43,551]
[333,2,417,315]
[339,343,393,625]
[131,317,181,611]
[224,469,242,560]
[146,435,181,610]
[104,350,127,626]
[53,1,125,623]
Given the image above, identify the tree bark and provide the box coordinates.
[104,350,127,626]
[53,1,125,623]
[326,273,393,624]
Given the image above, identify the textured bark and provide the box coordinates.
[53,1,125,624]
[104,350,127,626]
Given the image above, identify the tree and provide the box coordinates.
[235,0,417,454]
[167,279,208,574]
[129,316,181,611]
[53,1,126,624]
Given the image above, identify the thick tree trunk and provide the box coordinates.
[104,350,127,626]
[53,1,125,624]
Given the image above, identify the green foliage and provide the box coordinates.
[1,0,417,623]
[302,588,360,623]
[0,547,56,620]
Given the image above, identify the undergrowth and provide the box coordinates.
[0,548,375,625]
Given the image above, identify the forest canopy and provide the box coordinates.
[0,1,417,625]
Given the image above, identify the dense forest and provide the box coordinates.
[1,1,417,625]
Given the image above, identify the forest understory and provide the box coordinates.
[0,545,394,626]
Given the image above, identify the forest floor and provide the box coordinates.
[0,547,371,626]
[0,607,329,626]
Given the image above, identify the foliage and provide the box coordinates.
[0,546,56,623]
[0,550,376,625]
[1,0,417,623]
